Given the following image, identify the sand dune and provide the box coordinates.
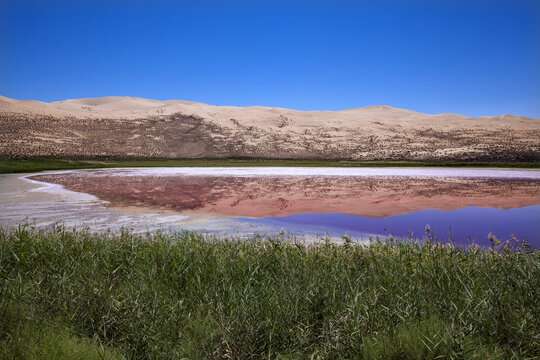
[0,95,538,161]
[2,95,537,128]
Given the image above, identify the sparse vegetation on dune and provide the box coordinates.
[1,226,538,359]
[1,111,539,163]
[1,158,539,174]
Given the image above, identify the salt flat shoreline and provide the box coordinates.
[2,166,535,243]
[21,166,540,180]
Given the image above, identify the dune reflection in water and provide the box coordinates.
[26,169,540,245]
[30,172,538,220]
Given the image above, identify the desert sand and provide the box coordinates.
[1,95,538,161]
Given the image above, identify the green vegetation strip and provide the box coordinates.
[1,226,538,359]
[1,158,539,174]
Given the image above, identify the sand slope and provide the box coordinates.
[1,95,538,161]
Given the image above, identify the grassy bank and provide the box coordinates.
[1,158,539,174]
[1,226,538,359]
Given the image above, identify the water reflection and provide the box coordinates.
[23,169,540,246]
[244,206,540,247]
[29,173,539,218]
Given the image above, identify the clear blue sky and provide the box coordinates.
[1,0,539,117]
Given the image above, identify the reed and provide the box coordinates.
[0,225,538,359]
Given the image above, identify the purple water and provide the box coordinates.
[7,167,539,246]
[244,206,540,248]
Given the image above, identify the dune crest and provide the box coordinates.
[0,95,538,161]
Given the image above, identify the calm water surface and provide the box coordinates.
[246,207,539,247]
[1,167,538,247]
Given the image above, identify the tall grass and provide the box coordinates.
[0,225,538,359]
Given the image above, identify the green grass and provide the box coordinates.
[1,226,538,359]
[0,312,118,360]
[1,158,539,174]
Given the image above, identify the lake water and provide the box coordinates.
[1,167,538,247]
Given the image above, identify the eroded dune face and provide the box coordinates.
[28,173,539,218]
[1,95,539,161]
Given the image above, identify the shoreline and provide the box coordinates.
[4,168,537,244]
[1,158,540,174]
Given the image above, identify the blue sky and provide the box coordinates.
[1,0,539,117]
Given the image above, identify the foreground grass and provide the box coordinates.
[1,227,539,359]
[1,158,539,174]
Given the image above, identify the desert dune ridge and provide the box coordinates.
[0,95,537,130]
[1,95,538,161]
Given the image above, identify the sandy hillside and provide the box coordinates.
[0,95,538,161]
